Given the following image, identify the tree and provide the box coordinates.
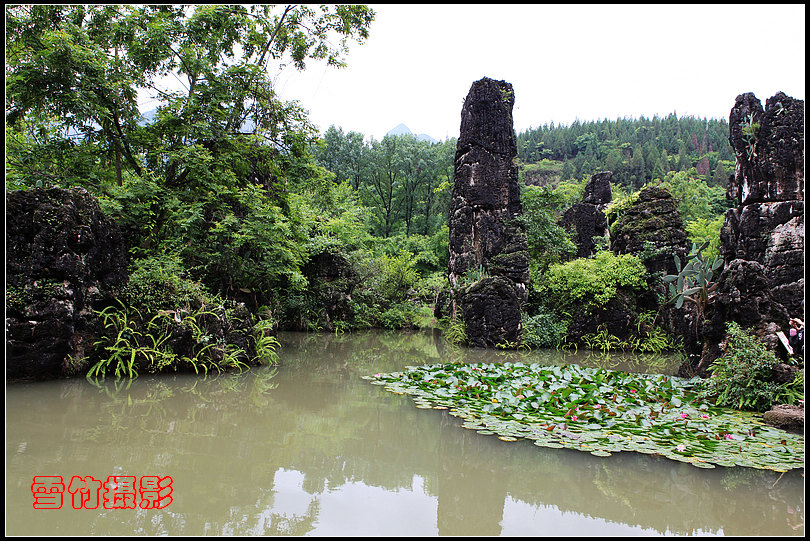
[711,162,729,187]
[7,5,374,189]
[629,144,645,188]
[364,135,404,237]
[519,185,577,275]
[6,4,375,303]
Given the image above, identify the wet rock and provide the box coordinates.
[771,362,800,385]
[724,91,804,317]
[763,404,804,432]
[459,276,523,348]
[727,92,804,205]
[566,289,638,344]
[691,259,791,376]
[447,78,529,348]
[6,188,129,381]
[721,202,805,319]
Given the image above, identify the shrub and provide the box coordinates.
[380,303,416,330]
[521,307,569,349]
[440,315,467,346]
[540,251,647,314]
[700,322,804,412]
[368,250,420,304]
[123,253,216,314]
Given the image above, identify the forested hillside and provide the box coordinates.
[313,113,735,256]
[517,115,734,190]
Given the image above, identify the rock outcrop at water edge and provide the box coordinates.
[6,188,129,381]
[447,78,530,348]
[687,92,804,378]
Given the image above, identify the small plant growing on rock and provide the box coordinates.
[663,240,723,321]
[740,113,760,160]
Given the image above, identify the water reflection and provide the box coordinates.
[5,330,804,536]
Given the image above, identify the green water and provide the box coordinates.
[5,330,804,535]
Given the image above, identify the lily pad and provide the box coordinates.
[366,361,804,471]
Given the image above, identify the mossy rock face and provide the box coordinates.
[610,186,689,277]
[488,248,529,285]
[6,188,129,381]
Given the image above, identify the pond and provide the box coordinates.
[5,330,804,536]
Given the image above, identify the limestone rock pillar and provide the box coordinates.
[447,78,529,348]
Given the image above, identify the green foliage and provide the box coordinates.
[88,302,150,379]
[89,300,258,379]
[367,250,421,304]
[684,215,725,260]
[581,314,680,354]
[439,315,468,346]
[252,318,281,365]
[170,183,310,299]
[582,325,630,353]
[701,322,804,412]
[367,362,804,471]
[516,114,734,190]
[518,184,577,273]
[521,307,569,349]
[379,302,425,330]
[123,253,215,314]
[541,252,648,313]
[6,3,374,313]
[5,115,117,191]
[630,311,682,354]
[313,129,456,239]
[660,170,730,225]
[741,113,760,160]
[604,190,641,233]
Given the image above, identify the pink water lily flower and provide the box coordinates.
[701,414,710,419]
[680,413,688,419]
[676,444,686,452]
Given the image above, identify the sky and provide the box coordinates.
[271,3,806,142]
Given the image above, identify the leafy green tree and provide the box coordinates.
[519,185,577,275]
[7,4,374,189]
[629,144,645,188]
[363,135,405,237]
[540,251,648,314]
[560,159,575,181]
[700,322,803,411]
[661,169,727,226]
[6,4,375,306]
[711,161,729,187]
[315,126,367,189]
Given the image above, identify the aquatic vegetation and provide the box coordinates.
[364,362,804,471]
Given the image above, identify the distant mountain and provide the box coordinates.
[386,123,437,144]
